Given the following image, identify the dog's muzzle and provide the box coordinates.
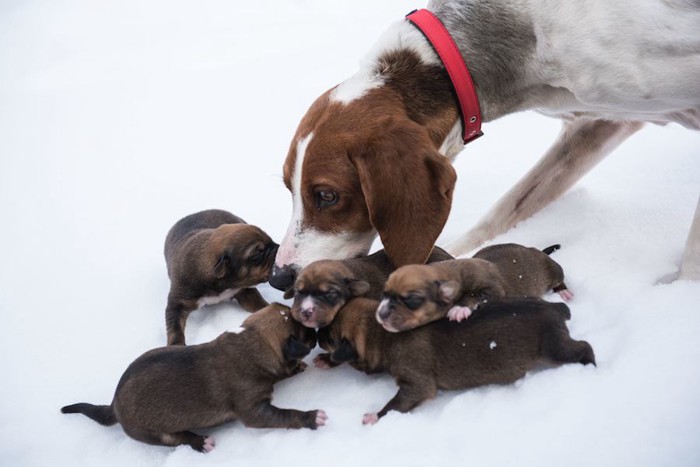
[270,264,298,291]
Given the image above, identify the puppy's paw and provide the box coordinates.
[558,289,574,301]
[293,361,308,374]
[315,410,328,427]
[305,409,327,429]
[202,436,216,453]
[313,353,333,369]
[362,412,379,425]
[447,306,472,322]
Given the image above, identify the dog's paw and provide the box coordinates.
[447,306,472,322]
[362,412,379,425]
[202,436,216,453]
[315,410,328,427]
[313,353,333,369]
[558,289,574,301]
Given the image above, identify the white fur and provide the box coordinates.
[529,0,700,127]
[196,288,240,308]
[275,133,377,269]
[331,20,441,105]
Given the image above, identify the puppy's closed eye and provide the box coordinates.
[401,295,425,310]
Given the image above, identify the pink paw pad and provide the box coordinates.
[558,289,574,301]
[362,413,379,425]
[202,436,216,453]
[447,306,472,322]
[316,410,328,427]
[313,354,332,369]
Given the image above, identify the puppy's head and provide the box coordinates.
[270,84,457,292]
[205,224,279,287]
[317,298,380,365]
[377,264,459,332]
[285,260,370,328]
[242,303,317,363]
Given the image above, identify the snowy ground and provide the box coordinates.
[1,1,699,466]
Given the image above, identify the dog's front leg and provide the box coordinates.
[362,377,437,425]
[241,400,327,430]
[447,119,644,256]
[661,194,700,282]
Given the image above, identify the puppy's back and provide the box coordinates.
[164,209,245,271]
[409,298,587,389]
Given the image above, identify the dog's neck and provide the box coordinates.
[338,3,539,158]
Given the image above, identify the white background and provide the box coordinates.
[1,1,699,466]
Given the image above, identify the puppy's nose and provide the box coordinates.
[300,307,316,320]
[270,264,297,291]
[376,299,393,321]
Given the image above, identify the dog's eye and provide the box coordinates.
[323,289,340,304]
[402,295,425,310]
[316,190,339,208]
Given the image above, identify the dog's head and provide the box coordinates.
[270,84,457,291]
[242,303,317,364]
[377,259,508,332]
[203,224,279,288]
[284,260,370,328]
[377,264,457,332]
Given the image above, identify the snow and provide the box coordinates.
[1,1,699,466]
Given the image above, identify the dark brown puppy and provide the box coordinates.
[473,243,571,300]
[317,297,594,425]
[377,243,570,332]
[286,246,453,328]
[164,209,278,345]
[61,304,325,452]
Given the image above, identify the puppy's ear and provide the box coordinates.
[212,253,230,279]
[350,119,456,268]
[437,280,460,305]
[283,287,295,300]
[283,335,311,361]
[346,279,370,297]
[330,338,358,363]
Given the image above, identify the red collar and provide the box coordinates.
[406,9,483,144]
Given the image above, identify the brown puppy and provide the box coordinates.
[164,209,278,345]
[61,304,325,452]
[317,297,594,425]
[378,243,570,332]
[286,247,453,328]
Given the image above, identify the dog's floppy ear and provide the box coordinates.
[345,279,370,297]
[437,280,461,305]
[283,287,296,300]
[212,253,230,279]
[349,119,456,268]
[330,337,359,363]
[283,335,311,361]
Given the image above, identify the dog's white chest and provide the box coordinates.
[197,288,240,308]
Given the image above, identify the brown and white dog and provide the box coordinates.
[377,243,570,332]
[164,209,278,345]
[286,246,453,328]
[317,297,595,425]
[270,0,700,291]
[61,304,324,452]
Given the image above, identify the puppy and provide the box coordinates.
[378,243,570,331]
[61,303,326,452]
[164,209,278,345]
[286,246,453,328]
[318,297,594,425]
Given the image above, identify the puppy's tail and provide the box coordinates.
[542,244,561,256]
[61,403,117,426]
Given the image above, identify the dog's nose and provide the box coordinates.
[270,264,297,291]
[301,309,314,320]
[376,299,393,321]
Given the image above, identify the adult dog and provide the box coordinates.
[270,0,700,291]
